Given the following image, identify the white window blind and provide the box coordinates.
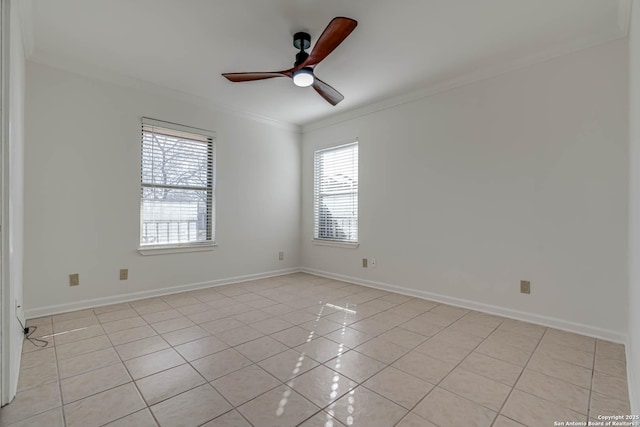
[314,141,358,243]
[140,118,215,247]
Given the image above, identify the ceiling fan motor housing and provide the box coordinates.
[293,32,311,66]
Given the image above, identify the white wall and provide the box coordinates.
[628,0,640,414]
[1,0,26,405]
[302,39,629,340]
[23,62,301,315]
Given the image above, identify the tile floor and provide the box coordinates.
[0,273,632,427]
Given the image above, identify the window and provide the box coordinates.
[314,141,358,243]
[140,118,215,249]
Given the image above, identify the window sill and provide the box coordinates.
[312,239,359,249]
[138,243,217,256]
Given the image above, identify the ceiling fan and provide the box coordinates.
[222,17,358,106]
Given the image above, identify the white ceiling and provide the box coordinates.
[26,0,629,127]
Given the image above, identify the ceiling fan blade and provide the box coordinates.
[312,78,344,106]
[302,17,358,68]
[222,71,291,82]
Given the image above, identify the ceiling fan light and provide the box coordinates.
[293,68,314,87]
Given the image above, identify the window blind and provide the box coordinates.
[314,142,358,243]
[140,118,215,247]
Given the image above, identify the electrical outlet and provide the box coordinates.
[371,258,377,268]
[362,258,368,268]
[120,269,128,280]
[520,280,531,294]
[69,273,79,286]
[279,251,284,261]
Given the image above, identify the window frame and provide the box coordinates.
[138,117,216,255]
[313,140,359,247]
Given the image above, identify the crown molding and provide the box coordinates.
[16,0,34,58]
[27,51,302,134]
[303,29,628,133]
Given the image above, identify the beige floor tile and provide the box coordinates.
[534,341,594,370]
[526,352,593,388]
[0,382,61,425]
[237,386,320,427]
[236,336,289,362]
[201,410,252,427]
[596,340,626,362]
[363,366,434,409]
[595,355,627,378]
[592,371,629,401]
[108,325,158,346]
[392,350,456,383]
[430,328,484,351]
[61,363,131,403]
[413,387,496,427]
[331,350,387,383]
[271,326,316,347]
[301,318,344,336]
[53,324,105,346]
[278,310,318,325]
[590,392,631,417]
[176,302,213,316]
[134,302,172,316]
[149,316,195,334]
[17,360,58,392]
[447,319,497,338]
[492,415,527,427]
[258,349,320,381]
[233,309,272,324]
[52,309,96,323]
[124,348,185,380]
[249,317,294,335]
[53,316,100,334]
[296,337,345,363]
[174,336,228,361]
[485,329,540,352]
[212,364,281,406]
[4,407,64,427]
[475,339,532,366]
[63,383,146,427]
[413,339,471,365]
[150,384,232,427]
[164,295,201,308]
[288,365,356,407]
[440,367,512,412]
[216,325,264,346]
[378,327,429,348]
[19,347,56,370]
[200,318,244,335]
[161,325,210,346]
[141,309,182,324]
[103,409,157,427]
[459,352,523,386]
[191,348,253,380]
[97,309,139,323]
[56,335,112,360]
[355,337,410,364]
[329,386,407,427]
[297,411,346,427]
[543,329,596,353]
[498,319,546,339]
[400,317,443,337]
[115,336,170,360]
[349,318,394,335]
[93,303,132,315]
[136,363,205,405]
[101,316,147,334]
[324,327,373,348]
[58,347,120,379]
[501,389,586,426]
[517,369,590,414]
[396,412,438,427]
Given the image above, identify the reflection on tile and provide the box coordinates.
[150,384,231,427]
[258,349,320,382]
[297,411,346,427]
[237,386,320,427]
[289,365,356,407]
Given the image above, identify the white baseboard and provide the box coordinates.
[301,267,627,343]
[24,267,301,319]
